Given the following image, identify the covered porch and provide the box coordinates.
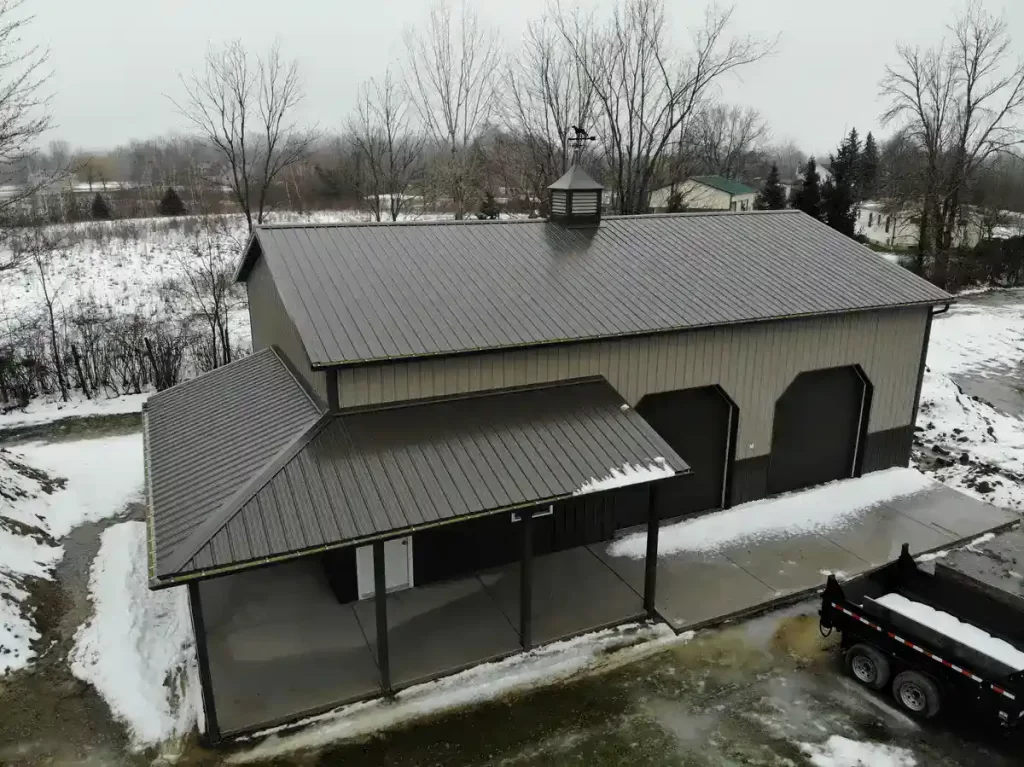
[196,541,654,735]
[145,371,687,741]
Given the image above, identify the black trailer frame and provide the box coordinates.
[820,544,1024,726]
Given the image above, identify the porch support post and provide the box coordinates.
[187,581,221,744]
[520,508,534,650]
[373,540,392,694]
[643,489,660,617]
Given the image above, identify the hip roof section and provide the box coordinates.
[236,210,951,367]
[151,377,688,586]
[143,347,326,581]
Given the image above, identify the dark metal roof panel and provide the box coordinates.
[250,211,952,366]
[144,347,325,577]
[174,379,687,580]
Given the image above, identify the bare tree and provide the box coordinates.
[405,2,501,219]
[349,68,424,221]
[12,226,70,400]
[169,221,245,369]
[553,0,771,214]
[505,17,597,210]
[173,40,317,232]
[0,0,64,251]
[881,2,1024,284]
[688,103,768,180]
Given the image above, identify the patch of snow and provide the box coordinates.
[573,457,674,496]
[799,735,916,767]
[928,301,1024,378]
[875,592,1024,671]
[69,521,199,749]
[916,549,949,563]
[608,468,935,559]
[13,434,144,538]
[966,532,996,550]
[230,623,687,763]
[0,450,64,674]
[915,371,1024,509]
[821,569,849,581]
[0,391,149,428]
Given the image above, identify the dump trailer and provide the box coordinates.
[820,544,1024,725]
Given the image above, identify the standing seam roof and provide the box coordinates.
[156,378,688,584]
[237,210,951,367]
[143,347,326,579]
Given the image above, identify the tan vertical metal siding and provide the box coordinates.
[335,308,929,460]
[246,256,328,401]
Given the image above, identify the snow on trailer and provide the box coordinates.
[821,544,1024,725]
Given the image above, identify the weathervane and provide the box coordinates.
[567,125,597,168]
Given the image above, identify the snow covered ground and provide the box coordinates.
[799,735,917,767]
[917,290,1024,508]
[0,434,144,674]
[70,521,200,749]
[608,468,936,559]
[0,391,149,429]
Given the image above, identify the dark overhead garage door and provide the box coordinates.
[768,366,868,496]
[635,386,735,521]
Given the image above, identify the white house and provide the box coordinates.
[855,200,1021,250]
[649,175,757,212]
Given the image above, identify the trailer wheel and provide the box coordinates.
[892,671,941,718]
[845,644,890,690]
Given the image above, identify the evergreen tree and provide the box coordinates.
[158,187,187,216]
[791,158,822,219]
[91,193,112,220]
[666,190,685,213]
[477,192,500,220]
[860,132,880,201]
[754,163,787,210]
[821,131,860,238]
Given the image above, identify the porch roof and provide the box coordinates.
[147,375,688,588]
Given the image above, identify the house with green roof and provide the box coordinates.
[650,175,758,212]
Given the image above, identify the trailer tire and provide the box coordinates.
[892,670,941,718]
[845,644,890,690]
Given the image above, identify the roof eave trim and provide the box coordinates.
[308,297,954,370]
[149,471,685,589]
[233,230,262,283]
[159,412,333,578]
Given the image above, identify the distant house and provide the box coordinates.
[856,200,1020,250]
[142,164,950,743]
[649,175,757,212]
[781,163,833,203]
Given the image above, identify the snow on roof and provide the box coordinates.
[607,467,936,559]
[573,457,675,496]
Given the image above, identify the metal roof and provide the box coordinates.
[235,210,951,368]
[143,347,325,581]
[548,164,604,190]
[152,378,688,585]
[691,175,757,196]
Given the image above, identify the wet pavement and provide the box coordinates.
[214,603,1024,767]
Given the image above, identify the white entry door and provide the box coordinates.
[356,537,413,599]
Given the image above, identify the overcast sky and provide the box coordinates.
[34,0,1023,155]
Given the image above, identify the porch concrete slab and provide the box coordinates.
[822,507,956,566]
[478,547,644,644]
[353,576,521,688]
[590,545,777,632]
[883,484,1018,538]
[720,534,872,593]
[200,560,381,734]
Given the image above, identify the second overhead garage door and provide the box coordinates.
[635,386,735,521]
[767,366,869,495]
